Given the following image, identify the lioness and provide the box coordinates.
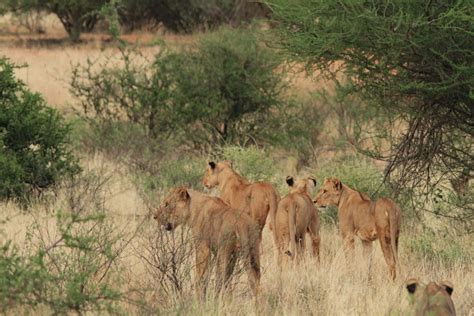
[313,177,401,279]
[154,187,261,298]
[275,176,320,265]
[202,161,279,242]
[406,278,456,315]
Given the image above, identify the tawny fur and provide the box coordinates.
[202,161,280,245]
[406,278,456,316]
[154,187,261,299]
[275,176,320,267]
[313,177,401,280]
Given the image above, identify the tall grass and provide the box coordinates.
[2,152,472,314]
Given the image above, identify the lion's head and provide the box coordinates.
[286,176,317,195]
[202,160,233,188]
[312,177,343,208]
[153,187,191,231]
[406,278,455,315]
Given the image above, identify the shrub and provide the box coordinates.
[405,228,472,268]
[72,27,289,148]
[0,172,125,314]
[137,156,206,200]
[118,0,270,33]
[0,57,79,203]
[221,146,279,184]
[172,27,287,146]
[4,0,107,41]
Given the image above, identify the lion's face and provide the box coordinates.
[286,176,317,195]
[406,278,455,315]
[202,161,232,188]
[312,177,342,208]
[153,187,190,231]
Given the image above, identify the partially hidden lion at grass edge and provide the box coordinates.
[202,161,280,245]
[406,278,456,316]
[275,176,320,266]
[153,187,261,299]
[313,177,401,280]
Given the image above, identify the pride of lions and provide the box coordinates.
[154,160,456,315]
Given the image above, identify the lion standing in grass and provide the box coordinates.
[274,176,320,266]
[313,177,401,279]
[202,160,279,244]
[153,187,261,299]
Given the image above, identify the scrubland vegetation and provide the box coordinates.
[0,1,473,315]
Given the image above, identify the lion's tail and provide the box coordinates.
[287,199,298,259]
[267,188,279,249]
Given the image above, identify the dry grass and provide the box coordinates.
[1,155,473,315]
[0,14,199,112]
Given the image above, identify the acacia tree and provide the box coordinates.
[269,0,473,197]
[4,0,107,41]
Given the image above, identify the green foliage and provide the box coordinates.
[174,27,287,145]
[72,27,290,148]
[5,0,106,41]
[0,173,124,314]
[118,0,270,33]
[221,146,278,184]
[405,228,472,268]
[269,0,474,196]
[137,156,206,197]
[0,57,79,203]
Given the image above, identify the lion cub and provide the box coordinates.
[154,187,261,299]
[406,278,456,315]
[274,176,320,266]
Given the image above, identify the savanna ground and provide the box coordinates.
[1,14,473,315]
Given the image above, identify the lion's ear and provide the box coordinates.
[308,177,317,187]
[286,176,294,187]
[223,160,233,168]
[440,281,454,296]
[176,187,190,201]
[406,278,418,295]
[333,178,342,191]
[208,161,216,170]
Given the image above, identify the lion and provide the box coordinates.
[313,177,401,279]
[153,187,261,299]
[202,160,280,243]
[406,278,456,315]
[274,176,320,266]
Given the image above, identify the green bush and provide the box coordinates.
[173,27,287,146]
[0,57,79,203]
[221,146,279,185]
[72,27,290,148]
[1,172,124,314]
[405,228,472,268]
[118,0,270,33]
[4,0,107,41]
[137,156,206,196]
